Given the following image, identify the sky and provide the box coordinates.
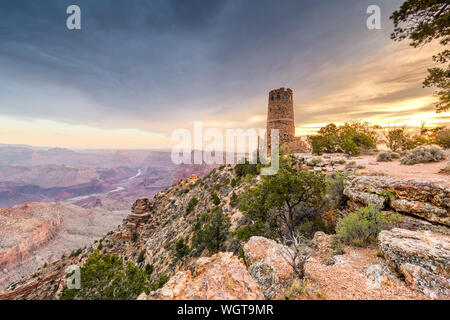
[0,0,448,149]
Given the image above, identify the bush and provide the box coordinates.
[210,193,220,206]
[234,222,268,242]
[185,197,199,215]
[336,205,401,246]
[230,178,240,188]
[173,238,189,260]
[70,248,82,258]
[145,264,154,275]
[435,128,450,149]
[308,122,378,155]
[400,146,446,165]
[137,250,146,263]
[376,151,400,162]
[59,251,152,300]
[192,207,230,253]
[151,274,169,291]
[230,192,239,208]
[326,172,347,209]
[295,217,327,239]
[234,159,258,177]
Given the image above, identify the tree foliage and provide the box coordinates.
[390,1,450,112]
[239,166,328,237]
[308,122,378,155]
[192,207,230,253]
[336,205,402,246]
[59,251,152,300]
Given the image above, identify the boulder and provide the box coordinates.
[378,228,450,298]
[144,252,264,300]
[344,176,449,226]
[243,236,296,299]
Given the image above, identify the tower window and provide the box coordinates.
[271,96,274,100]
[284,94,287,99]
[277,95,280,100]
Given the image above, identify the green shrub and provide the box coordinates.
[336,205,401,246]
[173,238,189,260]
[210,192,220,206]
[59,251,151,300]
[234,223,268,242]
[70,248,82,258]
[137,250,146,263]
[308,122,378,155]
[435,128,450,149]
[326,172,347,209]
[185,197,199,215]
[192,207,230,253]
[400,146,445,165]
[376,151,400,162]
[234,159,258,177]
[380,189,395,200]
[230,178,240,188]
[145,264,154,275]
[230,192,239,207]
[131,232,139,243]
[295,217,327,239]
[151,274,169,291]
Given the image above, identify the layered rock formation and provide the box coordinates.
[1,163,445,301]
[378,228,449,298]
[142,252,264,300]
[344,176,449,225]
[0,202,128,290]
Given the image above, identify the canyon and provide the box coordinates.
[0,144,216,290]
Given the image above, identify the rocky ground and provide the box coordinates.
[0,152,448,300]
[294,151,450,187]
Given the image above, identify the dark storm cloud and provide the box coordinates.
[0,0,408,134]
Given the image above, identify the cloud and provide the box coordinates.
[292,41,449,135]
[0,0,447,148]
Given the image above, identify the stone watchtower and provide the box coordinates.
[266,88,309,153]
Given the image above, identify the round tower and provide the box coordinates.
[266,88,295,148]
